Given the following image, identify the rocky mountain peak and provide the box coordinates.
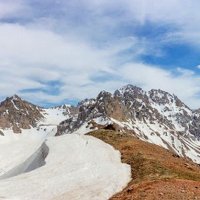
[0,95,44,133]
[118,84,144,96]
[97,90,112,101]
[10,94,22,100]
[148,89,191,112]
[78,98,96,107]
[55,85,200,163]
[57,85,200,139]
[1,94,22,107]
[148,89,174,104]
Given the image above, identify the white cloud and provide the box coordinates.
[0,23,138,104]
[117,63,200,108]
[0,0,29,19]
[196,65,200,69]
[66,0,200,46]
[1,0,200,108]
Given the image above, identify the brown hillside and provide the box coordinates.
[88,130,200,200]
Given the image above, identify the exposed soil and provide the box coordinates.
[88,130,200,200]
[111,179,200,200]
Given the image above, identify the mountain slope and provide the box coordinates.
[0,95,43,133]
[56,85,200,164]
[0,133,131,200]
[0,85,200,163]
[88,130,200,200]
[0,95,78,136]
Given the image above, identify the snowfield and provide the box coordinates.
[0,132,46,179]
[0,134,131,200]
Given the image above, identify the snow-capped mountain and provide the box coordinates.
[0,134,130,200]
[0,95,43,133]
[0,96,130,200]
[0,85,200,164]
[56,85,200,164]
[0,85,200,199]
[0,95,77,136]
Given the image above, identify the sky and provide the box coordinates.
[1,0,200,108]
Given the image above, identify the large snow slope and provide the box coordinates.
[0,134,131,200]
[0,132,46,178]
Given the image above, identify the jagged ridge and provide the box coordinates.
[0,85,200,164]
[56,85,200,164]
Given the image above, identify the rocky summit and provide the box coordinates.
[0,95,43,133]
[56,85,200,164]
[0,95,77,134]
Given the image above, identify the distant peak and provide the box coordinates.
[97,90,112,99]
[4,94,23,102]
[122,84,142,90]
[118,84,144,95]
[0,94,40,109]
[78,98,96,107]
[11,94,22,100]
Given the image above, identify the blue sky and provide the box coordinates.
[1,0,200,108]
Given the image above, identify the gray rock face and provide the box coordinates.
[0,95,44,133]
[55,85,200,163]
[57,85,200,139]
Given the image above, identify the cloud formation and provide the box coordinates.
[1,0,200,108]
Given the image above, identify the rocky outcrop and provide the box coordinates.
[53,104,79,118]
[55,85,200,163]
[57,85,198,138]
[0,95,44,133]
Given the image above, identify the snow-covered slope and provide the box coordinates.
[41,104,78,126]
[57,85,200,164]
[0,134,131,200]
[0,132,47,179]
[36,106,76,136]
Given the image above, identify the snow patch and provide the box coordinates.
[0,134,131,200]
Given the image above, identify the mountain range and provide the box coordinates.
[0,84,200,164]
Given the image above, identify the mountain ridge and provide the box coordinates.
[0,85,200,164]
[55,85,200,164]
